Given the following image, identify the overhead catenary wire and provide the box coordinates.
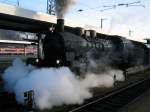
[77,0,145,12]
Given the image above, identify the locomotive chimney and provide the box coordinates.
[56,19,64,32]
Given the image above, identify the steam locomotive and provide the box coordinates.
[27,19,150,74]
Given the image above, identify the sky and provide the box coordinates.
[0,0,150,42]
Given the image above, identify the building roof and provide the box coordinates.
[0,3,83,33]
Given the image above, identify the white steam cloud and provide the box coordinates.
[2,58,124,110]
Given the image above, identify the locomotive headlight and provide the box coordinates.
[56,59,60,64]
[35,58,39,63]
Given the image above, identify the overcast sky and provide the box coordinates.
[0,0,150,42]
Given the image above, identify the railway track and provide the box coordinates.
[69,77,150,112]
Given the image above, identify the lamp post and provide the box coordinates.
[129,30,133,36]
[17,0,19,6]
[100,18,107,29]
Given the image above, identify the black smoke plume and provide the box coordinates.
[55,0,76,19]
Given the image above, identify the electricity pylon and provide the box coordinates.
[47,0,56,15]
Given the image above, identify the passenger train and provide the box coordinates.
[0,39,37,61]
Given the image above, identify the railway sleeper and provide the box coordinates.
[101,105,119,112]
[89,103,119,112]
[104,100,125,107]
[105,98,129,105]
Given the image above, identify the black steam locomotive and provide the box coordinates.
[28,19,149,74]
